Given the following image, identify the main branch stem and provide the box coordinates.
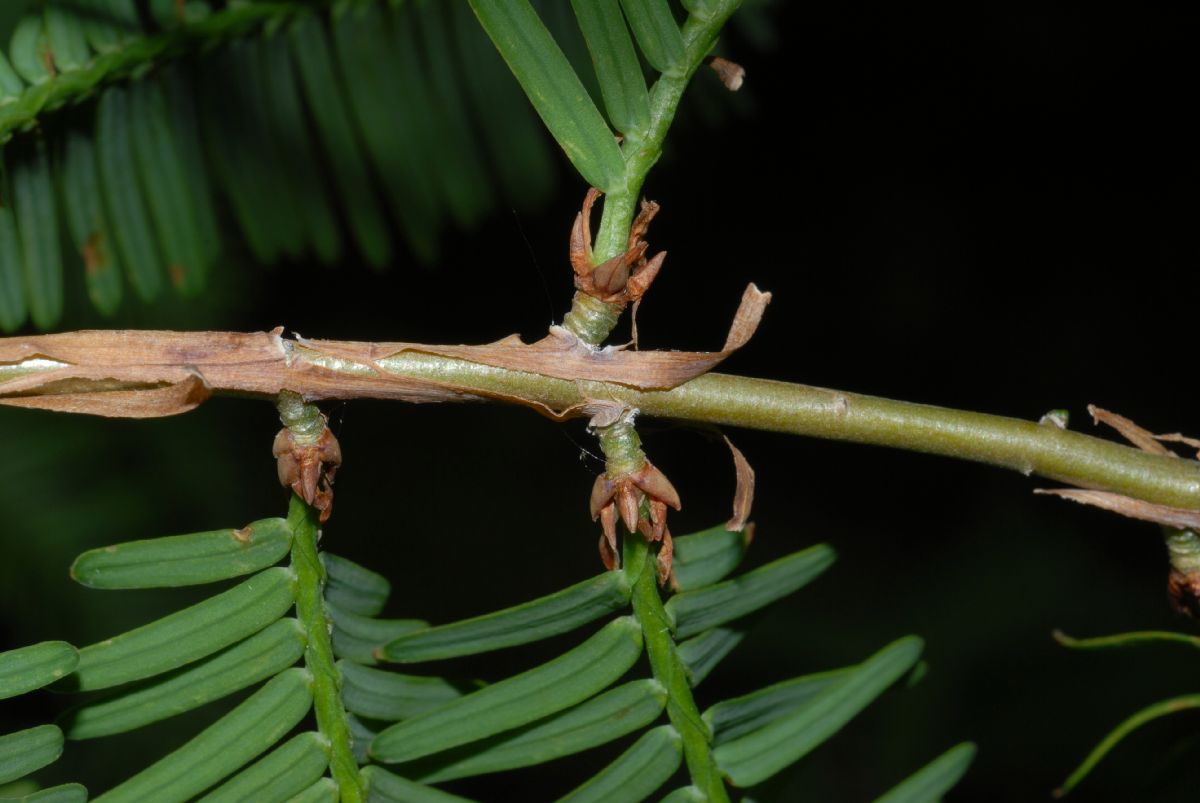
[365,352,1200,510]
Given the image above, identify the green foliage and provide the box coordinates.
[0,503,971,799]
[874,743,978,803]
[0,0,569,329]
[0,643,76,701]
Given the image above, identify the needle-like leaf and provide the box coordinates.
[71,518,292,589]
[71,566,295,691]
[196,731,330,803]
[338,660,464,722]
[64,618,306,739]
[414,679,667,782]
[359,766,472,802]
[713,637,924,786]
[671,524,752,592]
[570,0,650,135]
[705,667,852,745]
[0,724,63,785]
[328,603,427,666]
[93,668,313,803]
[666,545,836,638]
[555,724,682,803]
[382,571,631,663]
[676,625,747,688]
[370,617,643,764]
[0,641,78,700]
[1055,695,1200,797]
[469,0,625,191]
[618,0,686,74]
[322,552,391,617]
[874,742,977,803]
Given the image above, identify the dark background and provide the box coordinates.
[2,1,1198,800]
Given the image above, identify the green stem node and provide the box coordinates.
[561,292,626,346]
[277,390,325,446]
[596,414,647,477]
[1165,529,1200,576]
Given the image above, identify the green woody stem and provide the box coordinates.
[359,351,1200,510]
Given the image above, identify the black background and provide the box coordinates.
[2,2,1198,800]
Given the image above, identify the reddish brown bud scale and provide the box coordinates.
[273,423,341,522]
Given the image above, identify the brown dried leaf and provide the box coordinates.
[1,285,770,420]
[1088,405,1174,456]
[1156,432,1200,458]
[1035,488,1200,530]
[708,57,746,91]
[724,435,755,532]
[307,283,770,393]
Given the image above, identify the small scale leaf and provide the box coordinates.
[93,668,313,803]
[469,0,625,191]
[555,725,682,803]
[0,641,78,700]
[671,524,752,592]
[370,617,644,764]
[415,679,668,782]
[713,637,924,787]
[677,625,746,686]
[338,660,463,722]
[329,603,427,666]
[570,0,650,135]
[196,731,330,803]
[705,667,852,745]
[71,566,296,691]
[285,777,338,803]
[64,618,306,739]
[360,766,472,803]
[874,742,977,803]
[618,0,687,74]
[666,544,836,638]
[0,724,63,785]
[71,518,292,589]
[658,788,705,803]
[322,552,391,617]
[12,782,89,802]
[383,571,631,663]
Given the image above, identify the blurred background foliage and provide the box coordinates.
[1,1,1197,800]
